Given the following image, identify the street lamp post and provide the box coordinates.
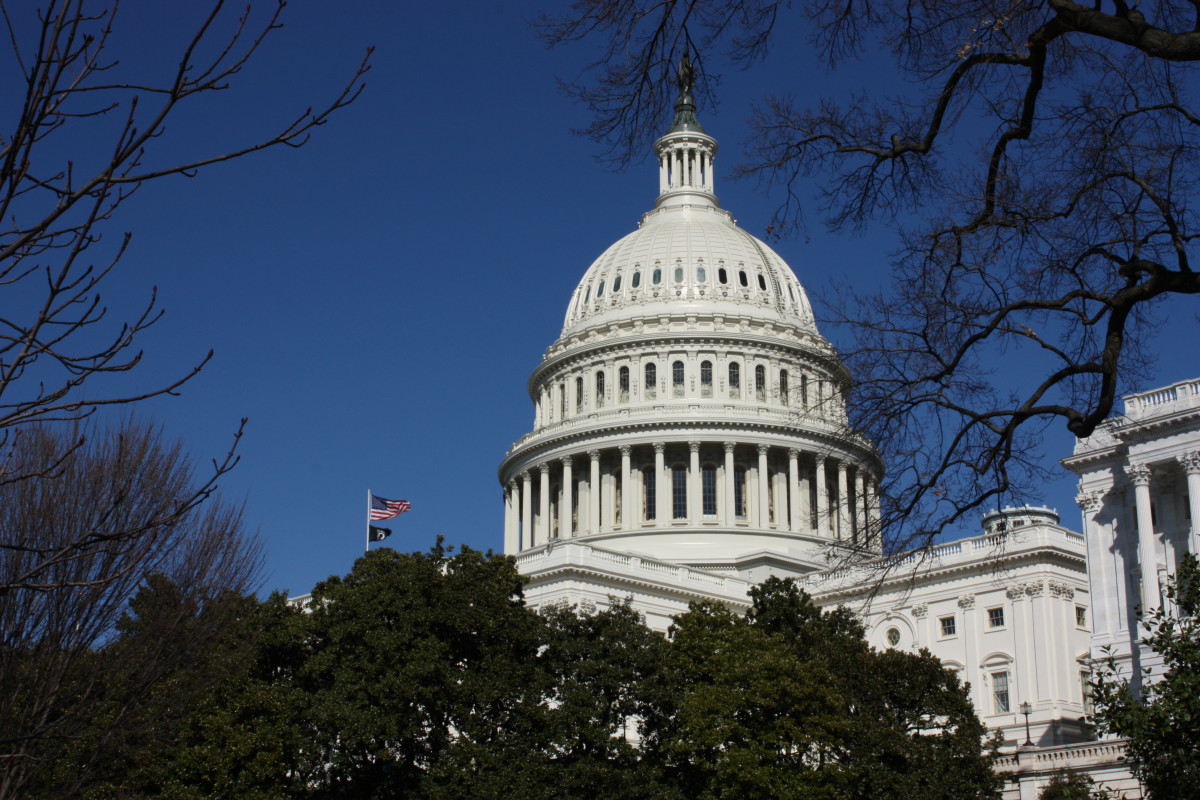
[1020,700,1033,747]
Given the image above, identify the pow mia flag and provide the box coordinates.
[368,524,392,542]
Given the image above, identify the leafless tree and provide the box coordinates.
[0,0,367,585]
[540,1,1200,551]
[0,419,264,800]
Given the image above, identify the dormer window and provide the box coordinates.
[613,274,622,291]
[697,266,706,283]
[652,267,662,285]
[597,279,605,297]
[718,267,728,284]
[632,270,641,288]
[739,270,749,287]
[758,274,767,291]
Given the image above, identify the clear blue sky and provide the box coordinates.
[48,2,1195,596]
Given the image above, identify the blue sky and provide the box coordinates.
[36,3,1194,596]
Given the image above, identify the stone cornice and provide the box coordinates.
[499,414,883,481]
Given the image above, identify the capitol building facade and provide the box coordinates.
[495,73,1199,799]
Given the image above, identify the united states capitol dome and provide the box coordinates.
[559,90,816,340]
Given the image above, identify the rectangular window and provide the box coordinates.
[992,671,1011,714]
[619,367,629,403]
[702,465,717,516]
[672,465,687,520]
[645,363,657,400]
[987,607,1005,629]
[1081,670,1094,715]
[672,361,685,397]
[643,468,656,521]
[1076,605,1088,629]
[939,616,957,638]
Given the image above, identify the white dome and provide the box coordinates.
[561,203,818,338]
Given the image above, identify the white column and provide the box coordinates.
[1126,464,1161,614]
[520,471,532,550]
[538,463,551,543]
[1076,489,1113,641]
[853,469,865,544]
[815,456,829,536]
[1178,452,1200,554]
[836,460,849,541]
[659,154,667,193]
[688,441,701,521]
[724,442,736,526]
[589,449,602,535]
[866,477,881,547]
[757,445,770,528]
[654,442,667,526]
[620,444,632,529]
[504,481,517,554]
[788,449,800,532]
[561,456,574,538]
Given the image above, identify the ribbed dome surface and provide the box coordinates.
[561,202,818,338]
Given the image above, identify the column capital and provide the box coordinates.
[1075,491,1102,512]
[689,440,701,454]
[1178,451,1200,474]
[588,449,602,462]
[1007,584,1026,601]
[911,602,928,618]
[723,441,736,454]
[788,448,800,459]
[957,593,975,609]
[1126,463,1152,486]
[520,470,531,482]
[1025,580,1045,598]
[757,443,769,456]
[538,462,552,475]
[560,455,573,468]
[619,444,633,457]
[652,441,666,455]
[507,479,517,491]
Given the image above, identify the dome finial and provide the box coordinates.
[668,52,705,134]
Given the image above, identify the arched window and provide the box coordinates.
[801,374,809,409]
[700,360,713,397]
[575,377,584,412]
[645,363,657,399]
[643,467,657,521]
[696,266,706,283]
[652,267,662,284]
[595,370,605,408]
[739,269,749,287]
[780,370,789,405]
[583,286,591,303]
[613,274,622,291]
[674,265,684,283]
[788,284,796,301]
[597,279,605,297]
[672,464,687,519]
[619,366,630,403]
[632,270,641,288]
[718,267,728,284]
[702,464,717,517]
[758,274,767,290]
[672,360,685,397]
[559,382,566,418]
[729,362,741,399]
[755,365,766,401]
[734,465,747,518]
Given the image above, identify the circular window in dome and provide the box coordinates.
[632,271,641,288]
[613,274,622,291]
[697,266,706,283]
[739,270,749,287]
[597,279,605,297]
[674,266,684,284]
[886,627,901,647]
[757,274,767,291]
[652,267,662,285]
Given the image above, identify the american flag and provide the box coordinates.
[369,493,411,521]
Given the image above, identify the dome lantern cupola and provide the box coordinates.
[654,54,718,210]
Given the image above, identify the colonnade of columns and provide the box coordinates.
[503,440,881,554]
[658,140,713,194]
[1075,452,1200,631]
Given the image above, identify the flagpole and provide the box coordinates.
[365,489,370,555]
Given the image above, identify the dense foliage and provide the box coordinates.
[1091,554,1200,800]
[27,546,1000,799]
